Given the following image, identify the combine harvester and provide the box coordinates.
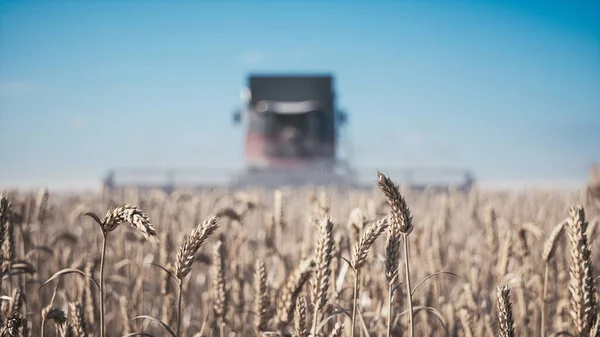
[102,74,476,192]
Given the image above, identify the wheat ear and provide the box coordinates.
[497,285,515,337]
[567,205,598,336]
[310,217,334,336]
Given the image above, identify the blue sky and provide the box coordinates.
[1,0,599,190]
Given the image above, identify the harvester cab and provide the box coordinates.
[230,74,354,187]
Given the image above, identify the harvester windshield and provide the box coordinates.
[265,109,321,158]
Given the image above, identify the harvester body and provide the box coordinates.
[231,74,354,187]
[102,73,476,192]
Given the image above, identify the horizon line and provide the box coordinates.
[0,177,589,194]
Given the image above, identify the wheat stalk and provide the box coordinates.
[254,259,270,334]
[276,258,314,327]
[377,171,415,337]
[68,302,87,337]
[84,204,155,337]
[351,217,388,270]
[567,205,598,336]
[497,285,515,337]
[541,219,567,337]
[294,294,308,337]
[174,216,220,336]
[310,216,334,336]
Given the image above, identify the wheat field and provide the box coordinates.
[0,171,599,337]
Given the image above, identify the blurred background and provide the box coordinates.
[0,0,598,192]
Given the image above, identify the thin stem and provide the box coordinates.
[177,279,183,337]
[99,232,107,337]
[36,217,43,291]
[351,268,360,337]
[41,282,60,337]
[386,281,393,337]
[41,316,46,337]
[311,301,321,336]
[403,233,414,337]
[359,274,364,337]
[541,261,549,337]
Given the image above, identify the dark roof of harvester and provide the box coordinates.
[248,74,334,104]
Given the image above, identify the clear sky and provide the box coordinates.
[1,0,599,191]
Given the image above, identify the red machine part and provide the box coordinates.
[244,132,325,169]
